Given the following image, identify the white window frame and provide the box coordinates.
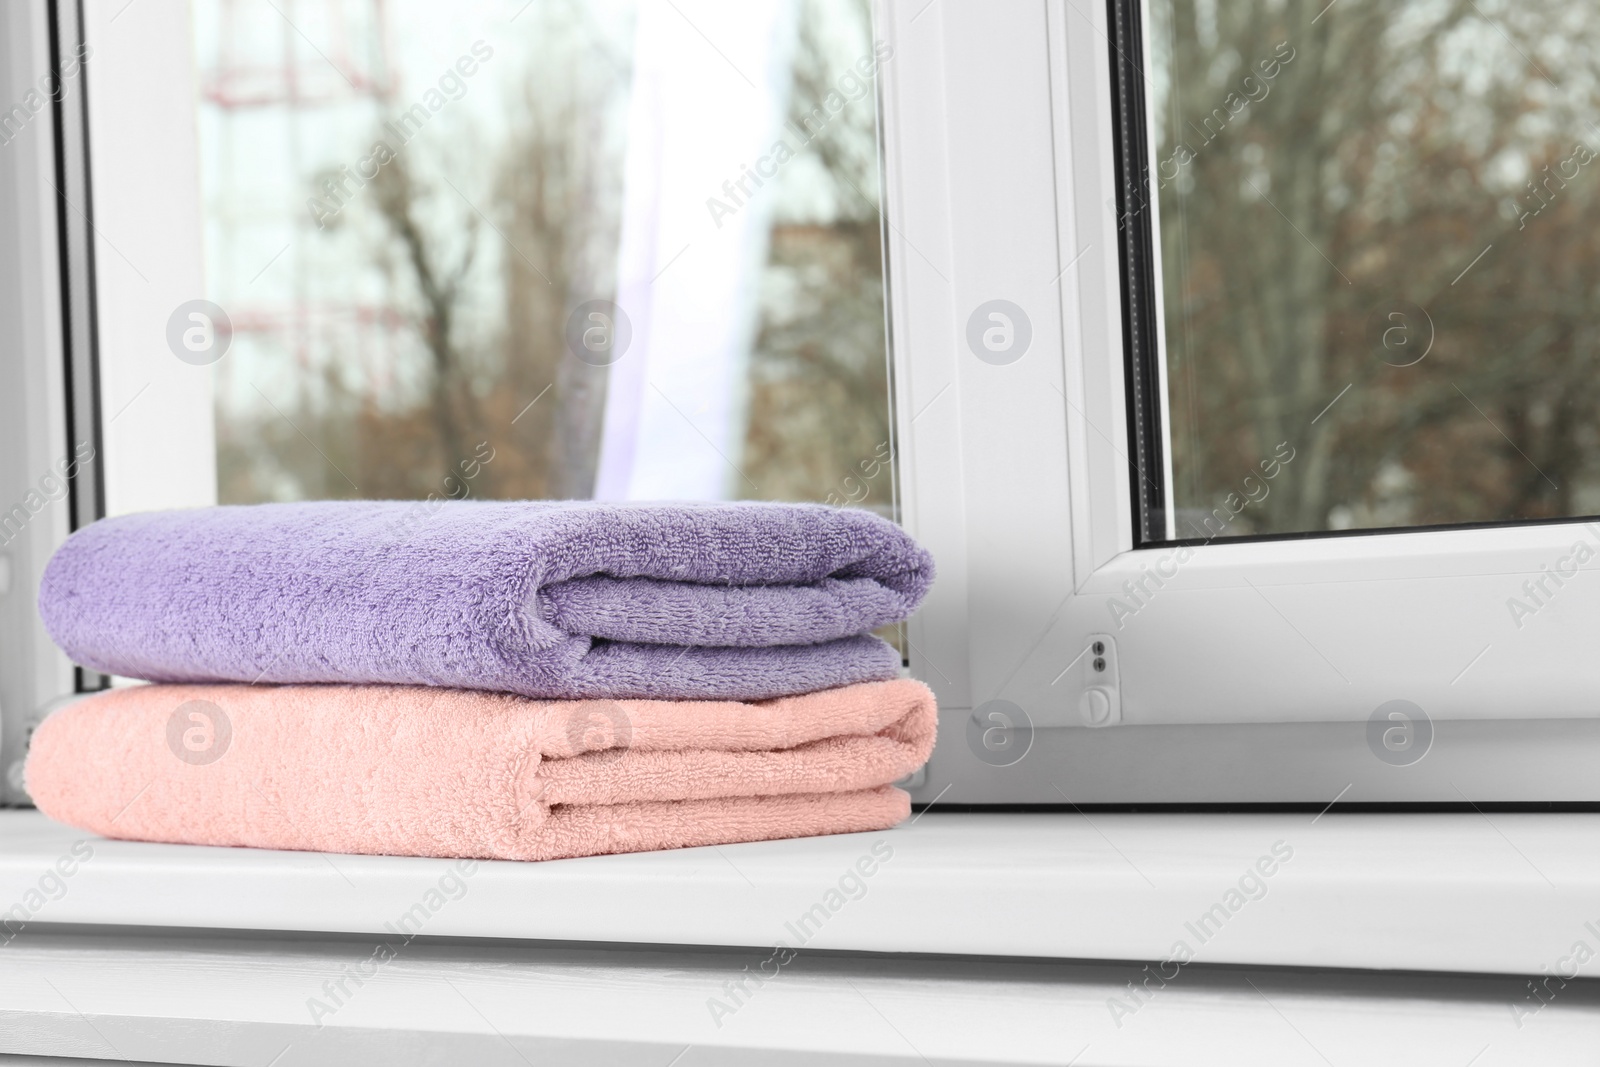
[879,0,1600,803]
[7,0,1597,807]
[0,0,78,806]
[82,0,215,518]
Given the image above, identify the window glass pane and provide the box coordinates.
[1147,0,1600,538]
[193,0,893,515]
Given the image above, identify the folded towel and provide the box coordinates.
[26,679,937,861]
[38,501,934,700]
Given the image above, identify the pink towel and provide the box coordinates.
[26,679,936,861]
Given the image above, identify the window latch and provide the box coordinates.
[1037,633,1122,728]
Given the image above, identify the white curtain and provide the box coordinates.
[593,0,797,501]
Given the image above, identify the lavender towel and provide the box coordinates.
[38,501,934,700]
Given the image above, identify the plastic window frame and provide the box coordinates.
[877,0,1600,805]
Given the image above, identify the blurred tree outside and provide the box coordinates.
[207,0,894,511]
[742,0,895,515]
[1152,0,1600,537]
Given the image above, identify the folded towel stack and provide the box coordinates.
[27,501,937,861]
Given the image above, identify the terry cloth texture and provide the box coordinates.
[38,500,934,700]
[26,679,938,862]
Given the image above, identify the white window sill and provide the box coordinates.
[3,809,1598,1064]
[0,807,1592,974]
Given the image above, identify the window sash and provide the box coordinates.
[0,0,86,805]
[877,0,1600,803]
